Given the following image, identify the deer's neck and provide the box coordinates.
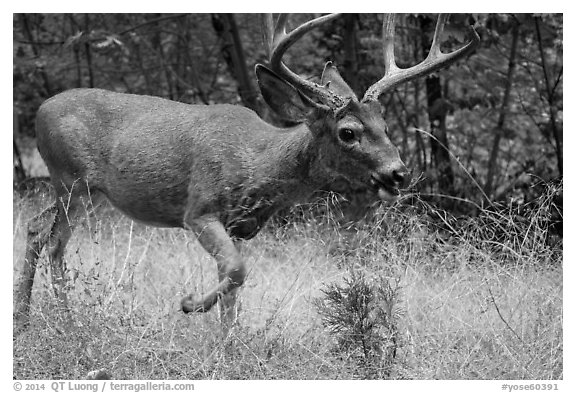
[256,123,332,196]
[223,123,333,239]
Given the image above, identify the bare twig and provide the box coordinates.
[487,286,523,344]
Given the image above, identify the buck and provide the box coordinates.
[14,14,479,330]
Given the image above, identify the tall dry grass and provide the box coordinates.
[12,188,562,380]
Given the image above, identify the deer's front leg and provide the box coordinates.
[181,214,246,325]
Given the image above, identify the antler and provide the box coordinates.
[362,14,480,102]
[262,13,346,108]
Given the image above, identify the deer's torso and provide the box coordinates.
[36,89,329,238]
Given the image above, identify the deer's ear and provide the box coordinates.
[256,65,316,122]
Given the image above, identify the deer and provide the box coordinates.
[13,14,479,332]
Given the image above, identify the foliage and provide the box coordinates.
[315,269,403,378]
[13,13,563,213]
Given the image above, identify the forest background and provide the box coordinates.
[13,13,563,216]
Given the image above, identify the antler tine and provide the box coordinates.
[261,14,289,58]
[429,14,450,57]
[268,13,340,70]
[262,14,275,58]
[363,13,480,102]
[261,13,345,107]
[382,14,399,77]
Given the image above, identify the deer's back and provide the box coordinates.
[35,88,276,227]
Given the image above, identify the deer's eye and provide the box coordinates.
[338,128,356,144]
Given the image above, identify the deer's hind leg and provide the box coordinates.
[14,202,58,326]
[14,179,103,330]
[46,181,104,311]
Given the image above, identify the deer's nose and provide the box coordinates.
[391,166,411,189]
[371,162,411,196]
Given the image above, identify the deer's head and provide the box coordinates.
[256,14,479,201]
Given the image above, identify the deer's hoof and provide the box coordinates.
[181,294,211,313]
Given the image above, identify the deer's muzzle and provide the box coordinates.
[370,165,411,201]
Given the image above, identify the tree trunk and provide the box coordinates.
[341,14,359,95]
[19,14,53,96]
[484,20,519,197]
[419,16,454,196]
[211,14,263,116]
[412,34,427,173]
[426,75,455,195]
[13,112,26,186]
[149,14,174,99]
[535,16,563,176]
[84,14,95,88]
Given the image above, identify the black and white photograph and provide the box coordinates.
[12,10,563,385]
